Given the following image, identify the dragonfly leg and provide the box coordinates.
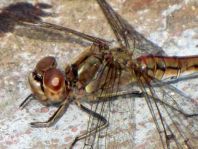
[97,90,198,117]
[30,99,70,127]
[19,94,34,109]
[96,90,144,99]
[69,102,108,148]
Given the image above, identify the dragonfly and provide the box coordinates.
[11,0,198,148]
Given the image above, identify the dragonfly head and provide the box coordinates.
[28,56,70,106]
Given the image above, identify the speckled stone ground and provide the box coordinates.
[0,0,197,149]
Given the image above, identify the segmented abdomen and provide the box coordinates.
[137,55,198,80]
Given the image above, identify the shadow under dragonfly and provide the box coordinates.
[0,2,89,46]
[0,2,52,34]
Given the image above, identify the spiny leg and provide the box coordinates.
[70,103,108,149]
[97,88,197,117]
[96,90,144,100]
[30,99,70,127]
[97,88,198,117]
[19,94,34,109]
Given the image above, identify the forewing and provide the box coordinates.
[0,2,109,47]
[16,21,110,47]
[96,0,166,57]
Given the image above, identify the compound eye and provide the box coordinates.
[35,56,57,75]
[43,68,65,92]
[43,68,68,104]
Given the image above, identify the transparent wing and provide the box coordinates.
[83,94,137,149]
[79,66,198,149]
[96,0,166,57]
[135,72,198,149]
[0,2,109,47]
[81,60,139,149]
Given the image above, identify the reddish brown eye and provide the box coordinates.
[43,68,65,91]
[43,68,67,104]
[36,56,57,75]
